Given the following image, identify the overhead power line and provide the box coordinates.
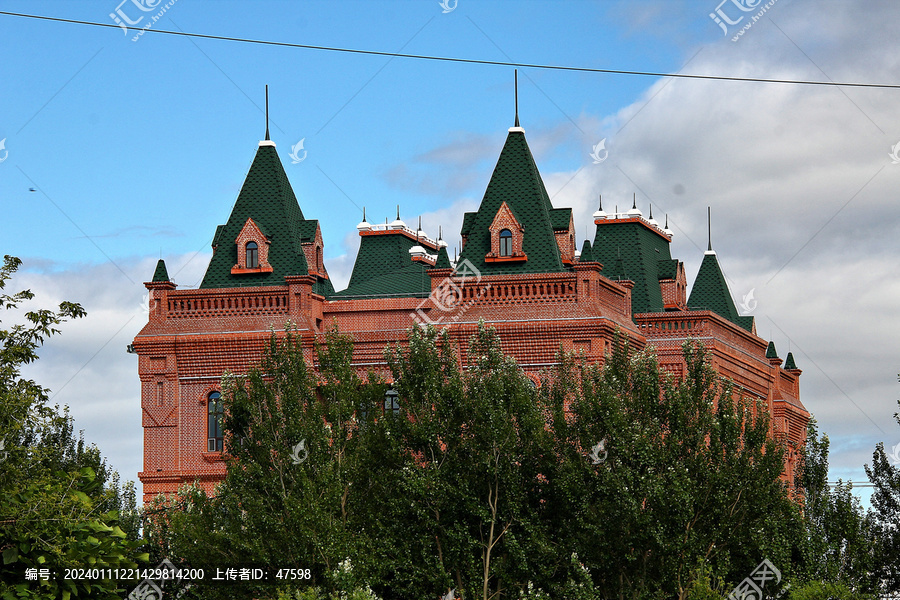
[3,10,900,90]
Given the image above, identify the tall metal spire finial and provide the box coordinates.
[707,206,712,251]
[632,193,636,210]
[514,69,520,127]
[265,85,270,141]
[599,193,602,211]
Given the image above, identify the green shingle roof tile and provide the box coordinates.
[299,220,318,242]
[332,233,432,299]
[433,245,452,269]
[550,207,572,230]
[152,259,169,282]
[657,258,678,281]
[461,212,477,237]
[579,239,594,262]
[687,251,751,332]
[784,352,797,369]
[766,341,778,359]
[456,130,565,275]
[200,144,320,290]
[593,221,672,314]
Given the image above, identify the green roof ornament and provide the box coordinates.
[784,352,797,369]
[766,341,778,359]
[580,239,594,262]
[152,259,169,282]
[433,245,452,269]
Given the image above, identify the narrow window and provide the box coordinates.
[499,229,513,257]
[246,242,259,268]
[383,388,400,417]
[207,391,224,452]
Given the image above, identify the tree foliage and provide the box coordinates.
[0,255,146,600]
[161,322,837,600]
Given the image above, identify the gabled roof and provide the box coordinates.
[687,251,754,332]
[200,143,322,290]
[331,233,432,299]
[152,259,170,282]
[456,129,565,275]
[592,220,672,313]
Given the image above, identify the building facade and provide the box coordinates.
[132,123,809,503]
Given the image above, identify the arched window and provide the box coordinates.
[207,391,223,452]
[246,242,258,269]
[499,229,513,257]
[316,246,322,273]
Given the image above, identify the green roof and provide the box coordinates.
[200,143,324,290]
[784,352,797,369]
[657,258,678,281]
[687,251,753,332]
[152,259,169,282]
[766,341,778,359]
[456,130,565,275]
[433,245,452,269]
[461,212,477,237]
[592,221,672,313]
[332,233,432,299]
[579,240,594,262]
[550,207,572,230]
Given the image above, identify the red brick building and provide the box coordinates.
[132,123,809,503]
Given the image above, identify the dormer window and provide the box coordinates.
[499,229,513,256]
[485,201,527,263]
[231,218,274,274]
[246,242,259,269]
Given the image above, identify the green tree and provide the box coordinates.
[538,337,798,600]
[160,322,827,600]
[864,396,900,595]
[158,326,379,599]
[0,255,147,600]
[795,420,879,595]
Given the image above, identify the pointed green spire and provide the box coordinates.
[766,341,778,359]
[152,259,169,282]
[200,143,312,288]
[580,239,594,262]
[687,250,749,331]
[784,352,797,369]
[455,129,563,275]
[433,245,452,269]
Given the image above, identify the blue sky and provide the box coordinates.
[2,0,899,507]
